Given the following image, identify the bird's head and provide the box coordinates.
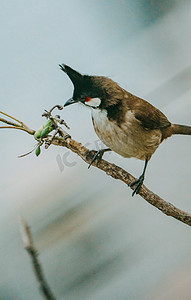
[59,64,122,109]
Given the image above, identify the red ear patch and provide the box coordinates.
[85,97,92,102]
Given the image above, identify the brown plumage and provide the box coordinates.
[60,64,191,195]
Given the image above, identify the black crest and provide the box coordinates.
[59,64,83,88]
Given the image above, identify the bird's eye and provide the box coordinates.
[85,97,92,102]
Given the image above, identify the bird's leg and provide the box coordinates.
[88,148,111,169]
[130,159,148,196]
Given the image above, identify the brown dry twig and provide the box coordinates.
[19,217,57,300]
[0,110,35,135]
[52,135,191,226]
[1,108,191,226]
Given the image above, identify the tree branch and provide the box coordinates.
[51,135,191,226]
[0,111,35,135]
[19,217,57,300]
[1,110,191,226]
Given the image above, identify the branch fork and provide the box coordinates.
[0,110,35,135]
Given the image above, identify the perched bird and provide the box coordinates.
[60,64,191,196]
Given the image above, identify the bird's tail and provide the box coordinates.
[171,124,191,135]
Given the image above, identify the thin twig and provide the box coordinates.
[0,117,22,127]
[19,217,57,300]
[0,111,35,135]
[0,126,21,129]
[0,110,26,126]
[0,126,35,134]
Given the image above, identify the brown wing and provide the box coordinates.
[126,93,171,130]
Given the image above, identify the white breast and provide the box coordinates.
[91,109,162,160]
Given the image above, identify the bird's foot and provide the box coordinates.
[130,174,144,196]
[88,148,110,169]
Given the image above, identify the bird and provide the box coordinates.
[59,64,191,196]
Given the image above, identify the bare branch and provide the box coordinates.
[0,125,35,134]
[51,134,191,226]
[0,110,26,126]
[1,109,191,226]
[0,111,35,135]
[0,126,21,129]
[19,217,57,300]
[0,117,21,127]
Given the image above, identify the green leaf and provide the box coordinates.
[35,145,41,157]
[34,120,55,140]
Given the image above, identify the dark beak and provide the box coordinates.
[64,98,77,107]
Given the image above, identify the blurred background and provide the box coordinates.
[1,0,191,299]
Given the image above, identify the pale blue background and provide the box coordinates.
[1,1,191,299]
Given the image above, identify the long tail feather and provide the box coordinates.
[171,124,191,135]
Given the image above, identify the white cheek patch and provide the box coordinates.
[85,97,101,107]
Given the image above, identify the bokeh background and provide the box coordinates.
[1,1,191,299]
